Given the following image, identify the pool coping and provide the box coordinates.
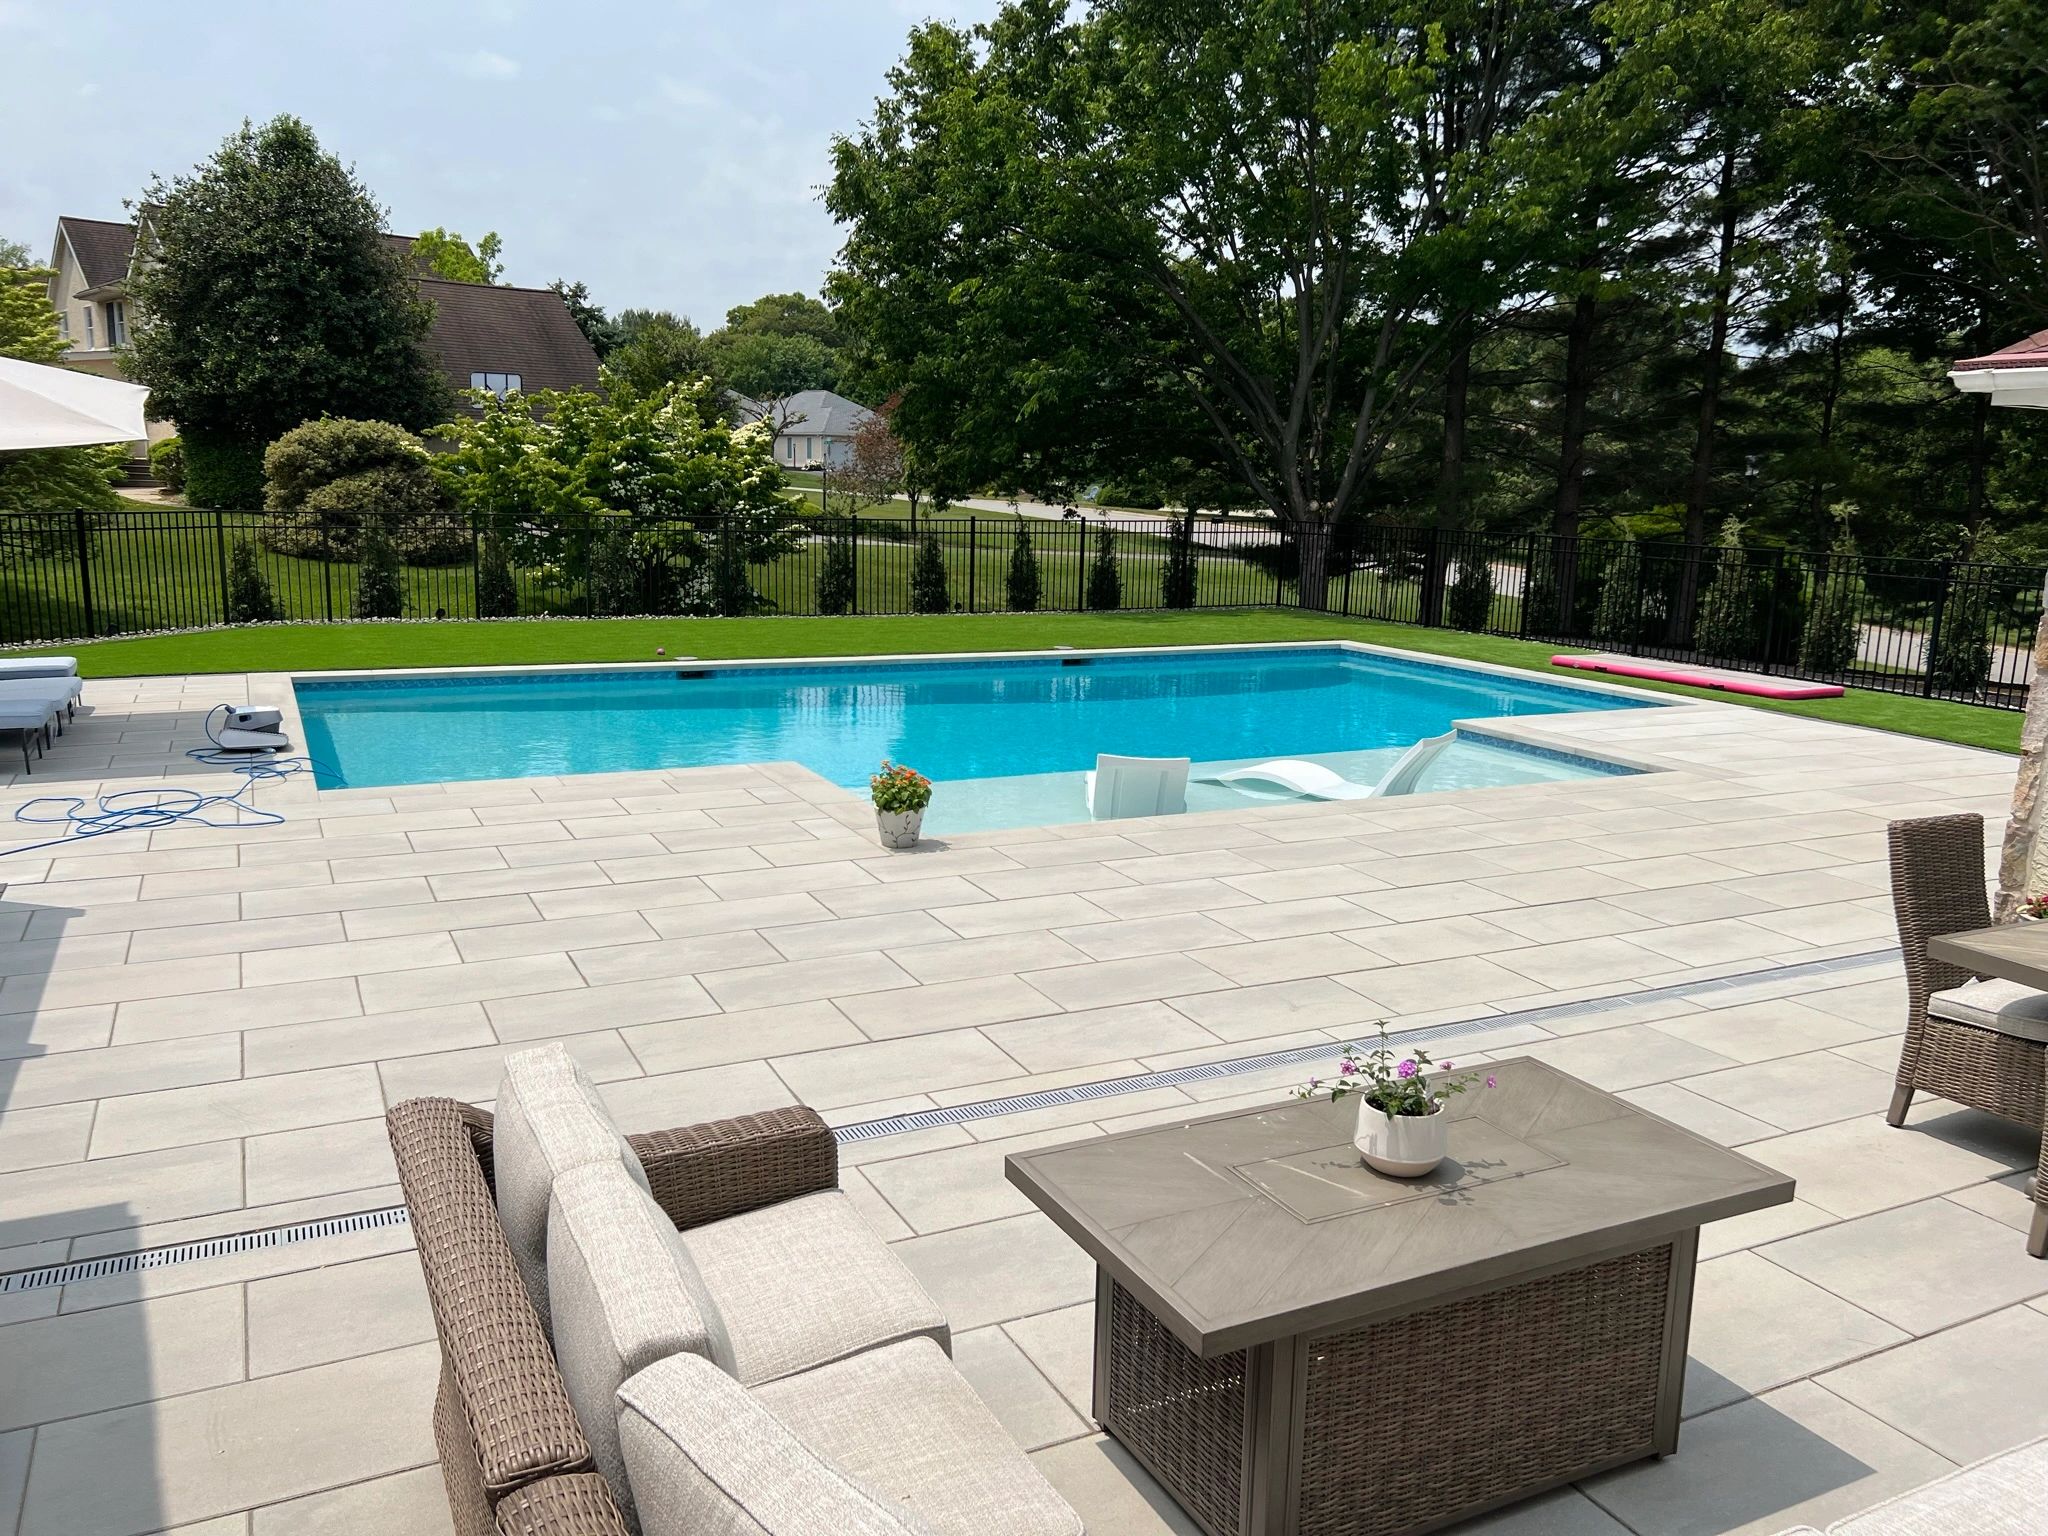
[251,638,1710,804]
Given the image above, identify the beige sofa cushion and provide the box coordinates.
[680,1189,947,1385]
[618,1351,937,1536]
[494,1043,650,1335]
[753,1337,1083,1536]
[1927,978,2048,1044]
[548,1160,732,1527]
[1830,1436,2048,1535]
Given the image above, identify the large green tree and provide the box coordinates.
[413,227,504,283]
[124,115,449,501]
[705,292,845,399]
[607,309,714,397]
[830,0,1608,606]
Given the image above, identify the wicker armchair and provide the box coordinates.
[1886,813,2048,1258]
[387,1096,839,1536]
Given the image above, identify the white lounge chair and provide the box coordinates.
[0,656,77,681]
[1198,731,1456,803]
[0,698,58,772]
[0,677,82,733]
[1085,754,1189,820]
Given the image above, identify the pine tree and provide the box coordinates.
[225,540,278,623]
[1797,523,1860,674]
[816,523,858,615]
[1593,535,1642,646]
[910,530,951,613]
[1691,519,1754,661]
[1445,550,1495,632]
[353,516,403,618]
[1005,519,1040,612]
[1161,513,1197,609]
[1085,523,1121,611]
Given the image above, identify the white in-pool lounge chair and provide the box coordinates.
[1085,754,1189,820]
[1198,730,1456,803]
[0,656,76,681]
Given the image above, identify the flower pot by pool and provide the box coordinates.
[876,808,924,849]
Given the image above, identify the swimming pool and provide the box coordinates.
[294,644,1653,828]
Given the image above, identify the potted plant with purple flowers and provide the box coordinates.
[1296,1025,1493,1177]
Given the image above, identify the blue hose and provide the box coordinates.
[6,705,343,857]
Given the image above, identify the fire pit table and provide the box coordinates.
[1005,1056,1793,1536]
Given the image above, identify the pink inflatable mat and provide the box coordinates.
[1551,653,1843,700]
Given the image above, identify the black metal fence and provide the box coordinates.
[1,509,2040,709]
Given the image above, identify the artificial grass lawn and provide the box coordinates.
[35,608,2021,754]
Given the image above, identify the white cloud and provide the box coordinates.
[450,49,521,80]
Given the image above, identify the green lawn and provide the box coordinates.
[26,608,2021,753]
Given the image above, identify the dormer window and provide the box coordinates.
[469,372,521,397]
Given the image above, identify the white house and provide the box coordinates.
[735,389,875,469]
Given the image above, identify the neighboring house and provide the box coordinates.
[735,388,875,469]
[44,213,601,452]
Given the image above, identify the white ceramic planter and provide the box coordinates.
[1353,1098,1448,1177]
[876,807,925,850]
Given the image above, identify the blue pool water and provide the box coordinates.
[295,645,1652,827]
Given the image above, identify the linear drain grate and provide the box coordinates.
[0,946,1900,1289]
[0,1205,411,1295]
[832,946,1899,1144]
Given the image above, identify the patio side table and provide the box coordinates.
[1006,1058,1793,1536]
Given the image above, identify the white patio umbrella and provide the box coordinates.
[0,356,150,450]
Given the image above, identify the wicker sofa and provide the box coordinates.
[388,1057,1080,1536]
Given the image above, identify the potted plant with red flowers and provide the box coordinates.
[1296,1025,1492,1177]
[870,760,933,849]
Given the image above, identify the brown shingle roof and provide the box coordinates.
[55,217,136,292]
[1955,328,2048,372]
[417,278,602,395]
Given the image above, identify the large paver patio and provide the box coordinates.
[0,655,2042,1536]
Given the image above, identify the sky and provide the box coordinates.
[0,0,1001,325]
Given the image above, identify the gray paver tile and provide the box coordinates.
[773,1031,1022,1110]
[91,1063,385,1158]
[1031,1436,1203,1535]
[1819,1304,2048,1465]
[1762,1196,2048,1333]
[984,1001,1217,1075]
[623,999,861,1073]
[1581,1379,1953,1536]
[952,1324,1090,1450]
[598,1060,794,1131]
[896,930,1090,984]
[3,1035,242,1109]
[0,1286,245,1433]
[894,1211,1096,1332]
[1683,1050,1899,1132]
[1170,977,1384,1041]
[0,1101,96,1173]
[1617,1081,1781,1147]
[483,974,718,1041]
[838,975,1061,1040]
[239,933,459,987]
[1516,1025,1742,1093]
[242,1003,496,1076]
[250,1465,451,1536]
[18,1342,439,1536]
[1340,956,1565,1016]
[1740,1113,2019,1220]
[1683,1251,1906,1416]
[1019,952,1231,1010]
[1652,997,1885,1065]
[356,952,585,1012]
[113,977,362,1043]
[451,911,657,962]
[242,1116,397,1205]
[698,950,913,1010]
[376,1032,639,1107]
[247,1251,435,1376]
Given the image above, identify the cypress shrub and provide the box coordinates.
[1798,530,1861,674]
[476,530,517,618]
[910,530,951,613]
[1162,514,1197,609]
[224,539,278,622]
[1085,523,1121,611]
[815,523,858,615]
[1445,550,1495,632]
[1928,577,1993,695]
[1593,535,1641,645]
[1005,519,1040,612]
[1691,519,1755,661]
[354,515,403,617]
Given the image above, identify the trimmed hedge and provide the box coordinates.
[262,418,467,564]
[182,434,267,510]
